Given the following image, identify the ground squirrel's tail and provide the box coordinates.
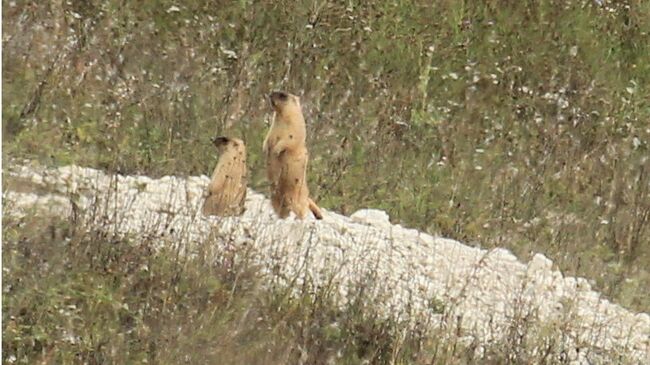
[308,198,323,220]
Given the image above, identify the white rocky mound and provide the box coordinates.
[4,163,649,363]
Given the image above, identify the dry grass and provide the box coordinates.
[3,208,640,364]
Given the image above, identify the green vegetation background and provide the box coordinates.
[4,0,649,310]
[2,0,649,362]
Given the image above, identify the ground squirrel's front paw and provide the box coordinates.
[272,145,286,157]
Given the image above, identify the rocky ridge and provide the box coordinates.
[3,163,649,364]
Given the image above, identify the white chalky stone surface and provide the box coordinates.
[3,163,649,364]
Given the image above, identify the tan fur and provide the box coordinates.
[264,91,323,220]
[202,137,247,217]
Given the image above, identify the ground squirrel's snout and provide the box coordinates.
[270,91,288,100]
[269,91,291,113]
[211,136,230,147]
[269,91,289,107]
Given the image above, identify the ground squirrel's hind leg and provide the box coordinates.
[201,195,214,216]
[308,198,323,220]
[202,193,225,216]
[271,192,291,218]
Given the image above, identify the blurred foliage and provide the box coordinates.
[2,0,649,313]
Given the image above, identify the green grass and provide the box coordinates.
[2,0,649,340]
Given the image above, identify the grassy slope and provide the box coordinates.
[2,217,426,364]
[2,0,649,359]
[4,216,638,364]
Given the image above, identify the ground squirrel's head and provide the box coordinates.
[211,136,244,151]
[268,91,301,115]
